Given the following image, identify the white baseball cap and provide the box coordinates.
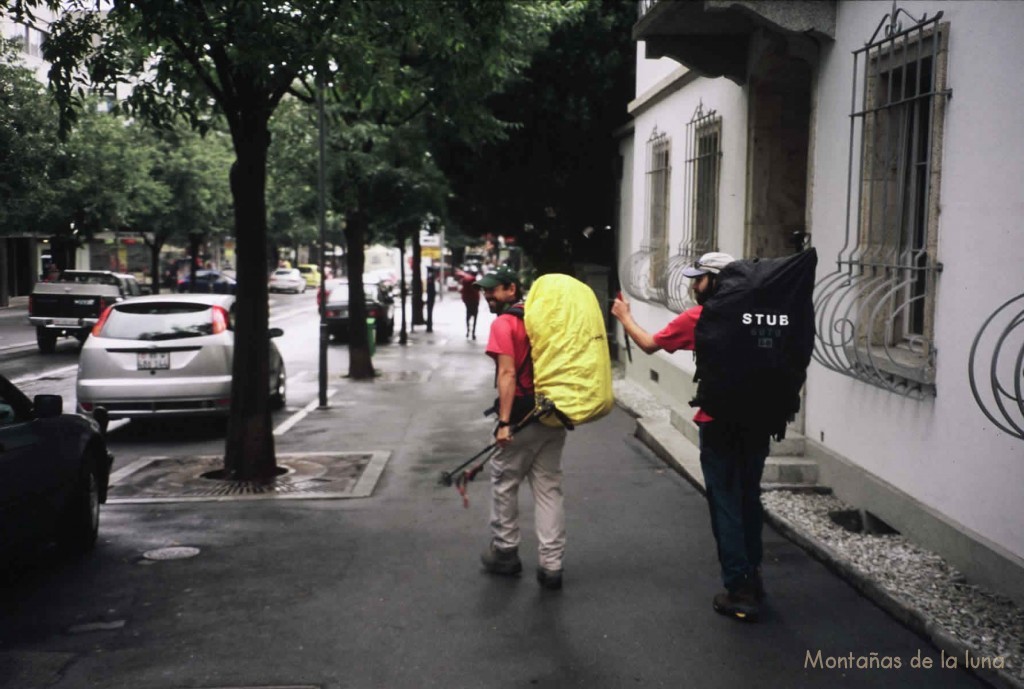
[681,252,736,278]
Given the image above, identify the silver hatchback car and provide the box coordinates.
[76,294,286,419]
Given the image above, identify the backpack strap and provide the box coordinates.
[492,302,532,395]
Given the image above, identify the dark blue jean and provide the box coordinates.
[698,422,769,592]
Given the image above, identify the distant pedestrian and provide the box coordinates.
[460,272,480,339]
[425,267,438,333]
[475,266,568,590]
[612,252,770,622]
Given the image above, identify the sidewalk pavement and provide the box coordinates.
[0,295,996,689]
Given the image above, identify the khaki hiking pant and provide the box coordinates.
[489,422,568,571]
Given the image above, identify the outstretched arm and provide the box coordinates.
[611,295,662,355]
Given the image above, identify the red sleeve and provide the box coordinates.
[652,305,702,353]
[486,315,516,360]
[485,314,533,394]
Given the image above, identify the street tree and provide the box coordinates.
[52,105,170,268]
[14,0,377,481]
[439,0,637,271]
[0,35,61,300]
[138,124,235,293]
[285,1,579,378]
[13,0,575,478]
[267,97,319,268]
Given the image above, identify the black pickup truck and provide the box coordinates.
[28,271,142,353]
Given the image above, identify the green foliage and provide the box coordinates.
[267,97,319,249]
[53,105,169,237]
[0,36,61,236]
[439,0,637,268]
[140,123,235,248]
[11,0,583,472]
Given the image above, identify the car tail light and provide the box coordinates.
[92,305,114,336]
[326,309,339,319]
[214,398,231,408]
[80,402,94,412]
[97,296,107,312]
[211,306,229,334]
[368,307,380,318]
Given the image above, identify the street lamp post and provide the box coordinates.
[317,71,329,408]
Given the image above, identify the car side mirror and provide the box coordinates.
[34,394,63,418]
[268,327,284,339]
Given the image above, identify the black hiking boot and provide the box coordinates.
[536,566,563,591]
[712,582,760,622]
[753,568,766,601]
[480,543,522,576]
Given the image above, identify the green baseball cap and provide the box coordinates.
[474,265,519,289]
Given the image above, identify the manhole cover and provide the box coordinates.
[143,546,200,561]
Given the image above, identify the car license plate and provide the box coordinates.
[137,352,170,370]
[53,318,79,326]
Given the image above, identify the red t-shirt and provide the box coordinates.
[460,278,480,306]
[653,305,713,423]
[486,312,533,396]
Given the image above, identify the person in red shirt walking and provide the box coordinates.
[474,266,568,590]
[612,252,769,622]
[459,271,480,339]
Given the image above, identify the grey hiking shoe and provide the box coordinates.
[536,566,563,591]
[480,542,522,576]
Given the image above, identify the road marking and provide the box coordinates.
[10,364,78,385]
[109,456,162,485]
[269,304,318,325]
[273,389,337,436]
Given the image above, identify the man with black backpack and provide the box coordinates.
[612,251,771,621]
[474,266,569,591]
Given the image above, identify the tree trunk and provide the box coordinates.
[188,233,201,292]
[344,209,375,379]
[223,108,277,482]
[148,237,163,294]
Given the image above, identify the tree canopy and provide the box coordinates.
[13,0,578,480]
[439,0,636,271]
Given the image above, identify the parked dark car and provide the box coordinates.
[0,374,113,555]
[177,270,237,294]
[323,279,395,345]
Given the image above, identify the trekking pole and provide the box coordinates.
[438,441,500,487]
[440,399,556,507]
[617,291,633,363]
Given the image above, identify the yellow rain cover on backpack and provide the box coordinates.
[524,274,614,428]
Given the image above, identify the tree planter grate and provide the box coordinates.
[107,452,390,503]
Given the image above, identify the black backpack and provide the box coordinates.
[690,249,817,440]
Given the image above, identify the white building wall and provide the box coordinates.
[2,10,55,84]
[622,48,748,393]
[635,42,684,97]
[806,1,1024,562]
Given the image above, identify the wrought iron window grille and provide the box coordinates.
[625,127,671,303]
[667,102,722,313]
[813,4,951,398]
[969,293,1024,441]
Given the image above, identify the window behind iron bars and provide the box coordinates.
[854,19,948,353]
[685,109,722,258]
[646,131,671,300]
